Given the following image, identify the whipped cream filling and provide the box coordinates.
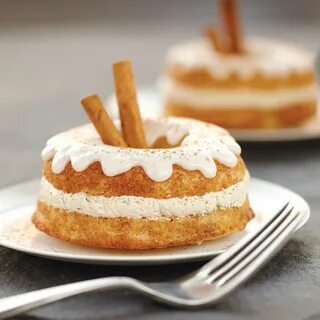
[39,172,249,220]
[167,37,314,79]
[42,117,241,182]
[161,77,317,109]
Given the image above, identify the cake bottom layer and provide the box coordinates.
[33,199,253,249]
[165,101,317,129]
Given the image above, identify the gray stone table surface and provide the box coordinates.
[1,1,320,319]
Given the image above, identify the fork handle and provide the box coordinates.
[0,277,137,319]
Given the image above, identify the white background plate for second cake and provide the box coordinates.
[107,87,320,142]
[0,178,310,265]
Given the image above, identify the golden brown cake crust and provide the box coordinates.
[43,157,247,198]
[33,199,254,250]
[165,65,317,129]
[165,101,317,129]
[169,66,315,89]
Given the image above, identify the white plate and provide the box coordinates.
[107,87,320,142]
[0,178,309,265]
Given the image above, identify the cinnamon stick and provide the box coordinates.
[204,26,225,52]
[112,60,147,148]
[219,0,243,53]
[81,94,127,147]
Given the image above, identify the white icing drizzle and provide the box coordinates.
[42,117,241,182]
[39,172,249,219]
[166,37,314,79]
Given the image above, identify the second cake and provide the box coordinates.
[161,37,317,129]
[160,0,317,129]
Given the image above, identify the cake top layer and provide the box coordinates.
[166,37,314,79]
[42,117,241,182]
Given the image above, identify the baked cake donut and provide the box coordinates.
[33,117,253,249]
[33,59,253,250]
[160,1,317,129]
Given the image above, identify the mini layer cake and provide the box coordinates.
[33,117,253,249]
[161,37,317,129]
[161,0,317,129]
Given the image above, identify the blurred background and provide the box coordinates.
[1,0,320,185]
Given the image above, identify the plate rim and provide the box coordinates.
[0,177,310,265]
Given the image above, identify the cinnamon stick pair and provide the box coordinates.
[81,60,147,148]
[205,0,243,54]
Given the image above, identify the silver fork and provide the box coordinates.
[0,203,303,319]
